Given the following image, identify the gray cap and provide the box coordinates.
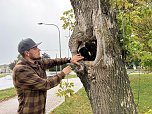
[18,38,41,54]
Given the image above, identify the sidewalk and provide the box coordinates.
[0,78,83,114]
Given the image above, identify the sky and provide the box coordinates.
[0,0,72,65]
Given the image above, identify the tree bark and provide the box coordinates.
[69,0,137,114]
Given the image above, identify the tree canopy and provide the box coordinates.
[114,0,152,72]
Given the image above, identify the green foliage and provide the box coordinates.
[56,81,74,102]
[145,109,152,114]
[112,0,152,70]
[60,9,75,31]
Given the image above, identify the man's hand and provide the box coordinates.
[62,66,72,75]
[71,54,84,65]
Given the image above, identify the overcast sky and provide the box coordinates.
[0,0,72,65]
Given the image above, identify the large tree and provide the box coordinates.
[69,0,137,113]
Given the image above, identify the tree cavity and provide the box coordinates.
[78,40,97,61]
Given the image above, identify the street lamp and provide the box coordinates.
[65,26,71,58]
[65,36,70,58]
[38,22,62,71]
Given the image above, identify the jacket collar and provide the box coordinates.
[17,58,39,68]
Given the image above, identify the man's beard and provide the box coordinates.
[30,56,42,60]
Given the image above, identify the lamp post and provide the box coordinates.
[65,27,71,83]
[65,26,71,58]
[38,23,62,71]
[65,36,70,58]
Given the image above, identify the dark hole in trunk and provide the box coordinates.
[78,40,97,61]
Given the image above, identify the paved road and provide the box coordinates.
[0,78,83,114]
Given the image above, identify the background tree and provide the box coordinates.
[42,52,50,59]
[9,60,17,70]
[9,54,22,70]
[114,0,152,71]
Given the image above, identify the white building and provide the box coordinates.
[0,64,11,73]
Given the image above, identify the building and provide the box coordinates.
[0,64,11,73]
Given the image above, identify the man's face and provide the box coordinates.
[27,46,41,60]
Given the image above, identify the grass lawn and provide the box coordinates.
[0,73,9,78]
[51,74,152,114]
[51,88,92,114]
[64,74,77,79]
[0,87,16,102]
[129,74,152,113]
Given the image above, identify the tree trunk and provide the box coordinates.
[69,0,137,114]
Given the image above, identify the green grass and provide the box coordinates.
[51,74,152,114]
[51,88,92,114]
[64,74,77,79]
[129,74,152,113]
[0,87,16,102]
[0,73,9,78]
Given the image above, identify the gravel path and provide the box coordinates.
[0,78,83,114]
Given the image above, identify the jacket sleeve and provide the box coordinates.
[40,58,70,69]
[13,65,65,90]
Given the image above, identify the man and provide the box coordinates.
[13,38,84,114]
